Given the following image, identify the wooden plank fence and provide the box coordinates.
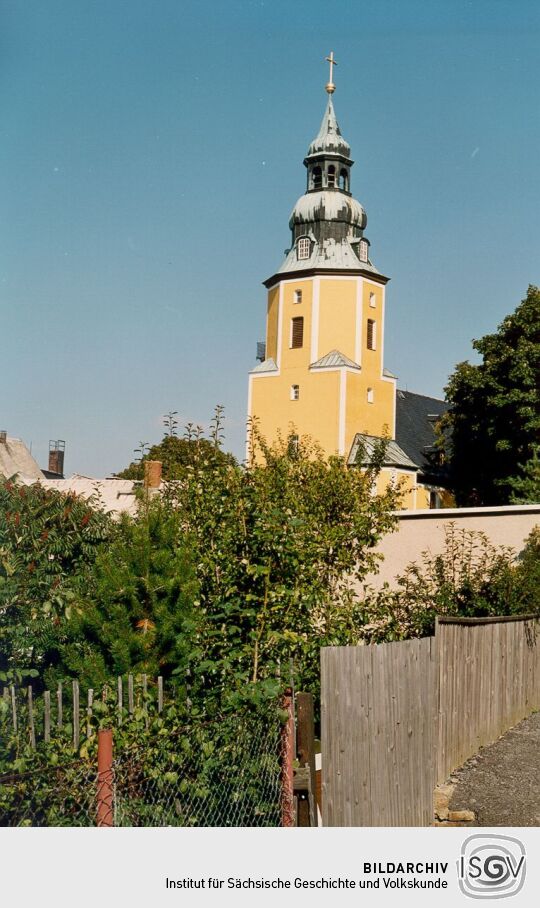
[0,674,166,750]
[436,615,540,783]
[322,614,540,826]
[321,637,437,827]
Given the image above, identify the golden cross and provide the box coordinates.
[325,51,337,93]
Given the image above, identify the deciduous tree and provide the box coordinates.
[443,285,540,504]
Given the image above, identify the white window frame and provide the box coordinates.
[359,239,369,263]
[294,289,302,304]
[297,237,310,260]
[288,434,300,455]
[367,387,374,403]
[369,292,376,308]
[290,384,300,401]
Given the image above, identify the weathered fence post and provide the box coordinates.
[280,687,295,827]
[97,728,114,828]
[296,692,317,827]
[10,685,17,733]
[117,676,123,724]
[72,680,80,751]
[128,674,134,714]
[44,690,51,743]
[57,682,63,730]
[28,686,36,749]
[86,689,94,739]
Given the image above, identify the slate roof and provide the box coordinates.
[274,236,380,278]
[348,433,418,470]
[395,389,450,485]
[306,96,351,159]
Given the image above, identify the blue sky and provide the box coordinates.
[1,0,539,475]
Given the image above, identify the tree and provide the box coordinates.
[159,417,402,705]
[55,497,198,689]
[443,285,540,505]
[508,446,540,504]
[2,411,401,714]
[117,409,236,480]
[0,479,111,683]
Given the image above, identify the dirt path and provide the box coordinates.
[447,710,540,827]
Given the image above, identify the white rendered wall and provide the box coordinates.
[363,504,540,589]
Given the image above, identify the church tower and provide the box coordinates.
[248,56,398,466]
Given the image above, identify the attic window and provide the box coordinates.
[297,237,310,260]
[359,239,369,263]
[291,317,304,349]
[367,319,376,351]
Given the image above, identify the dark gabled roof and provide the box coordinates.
[348,433,418,470]
[395,389,450,485]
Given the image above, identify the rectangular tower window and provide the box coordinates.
[290,384,300,401]
[291,316,304,349]
[288,434,300,457]
[367,319,376,350]
[369,292,376,308]
[367,387,374,403]
[294,289,302,304]
[297,237,310,260]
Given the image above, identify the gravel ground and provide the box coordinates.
[449,710,540,826]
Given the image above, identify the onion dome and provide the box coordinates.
[290,191,366,230]
[264,59,384,285]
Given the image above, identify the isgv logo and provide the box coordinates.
[458,835,526,899]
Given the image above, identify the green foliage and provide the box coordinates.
[0,480,112,680]
[0,688,282,827]
[359,524,540,642]
[53,498,199,689]
[514,526,540,609]
[117,409,236,480]
[509,446,540,504]
[1,409,400,713]
[159,418,401,703]
[443,285,540,505]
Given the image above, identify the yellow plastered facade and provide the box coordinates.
[376,469,418,510]
[249,274,395,459]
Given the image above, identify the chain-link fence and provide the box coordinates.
[0,760,98,827]
[114,715,283,827]
[0,712,287,827]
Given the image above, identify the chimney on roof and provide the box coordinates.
[144,460,162,489]
[48,440,65,477]
[0,430,6,444]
